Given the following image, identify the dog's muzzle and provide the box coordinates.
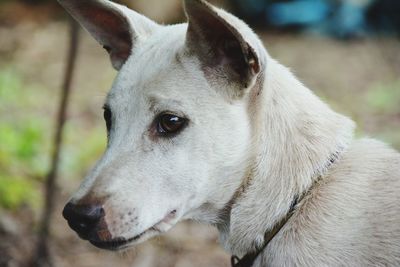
[63,201,179,251]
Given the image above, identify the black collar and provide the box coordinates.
[230,195,301,267]
[230,162,337,267]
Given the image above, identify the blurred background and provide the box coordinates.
[0,0,399,266]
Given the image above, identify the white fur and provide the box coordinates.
[60,0,400,265]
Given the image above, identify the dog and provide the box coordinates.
[59,0,400,266]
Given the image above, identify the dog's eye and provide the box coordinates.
[103,106,112,133]
[156,113,187,137]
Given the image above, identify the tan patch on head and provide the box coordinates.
[97,228,112,241]
[76,193,105,205]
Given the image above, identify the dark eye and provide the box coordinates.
[156,113,188,137]
[103,106,112,133]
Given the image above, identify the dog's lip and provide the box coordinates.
[89,236,136,251]
[89,209,178,250]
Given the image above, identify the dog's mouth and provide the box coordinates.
[89,232,146,251]
[89,209,178,251]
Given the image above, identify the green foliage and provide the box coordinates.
[0,67,107,210]
[0,121,48,178]
[0,69,46,210]
[0,175,39,209]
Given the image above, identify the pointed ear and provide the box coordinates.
[58,0,159,70]
[184,0,260,91]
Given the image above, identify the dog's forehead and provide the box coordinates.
[106,23,215,107]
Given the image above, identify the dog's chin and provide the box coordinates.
[89,209,179,251]
[89,228,159,251]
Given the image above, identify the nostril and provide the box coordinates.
[62,202,104,239]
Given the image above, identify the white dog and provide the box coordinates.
[59,0,400,266]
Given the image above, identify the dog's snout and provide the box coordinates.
[62,202,104,239]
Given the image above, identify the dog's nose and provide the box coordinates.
[62,202,104,239]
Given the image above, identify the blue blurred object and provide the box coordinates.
[230,0,400,38]
[267,0,331,26]
[330,2,367,38]
[233,0,266,17]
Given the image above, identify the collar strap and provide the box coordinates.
[229,150,341,267]
[230,195,300,267]
[230,167,332,267]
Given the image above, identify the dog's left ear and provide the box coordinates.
[58,0,159,70]
[184,0,261,91]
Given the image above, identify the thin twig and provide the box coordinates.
[32,18,79,267]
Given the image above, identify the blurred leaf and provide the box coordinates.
[0,68,47,210]
[0,175,40,210]
[0,121,48,178]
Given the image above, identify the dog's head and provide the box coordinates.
[61,0,265,250]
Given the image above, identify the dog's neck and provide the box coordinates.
[217,58,355,257]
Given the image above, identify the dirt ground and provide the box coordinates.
[0,3,399,267]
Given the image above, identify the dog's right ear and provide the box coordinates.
[184,0,261,95]
[58,0,159,70]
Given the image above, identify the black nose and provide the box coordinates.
[62,202,104,239]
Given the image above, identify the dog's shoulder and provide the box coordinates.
[322,138,400,211]
[273,138,400,266]
[333,138,400,183]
